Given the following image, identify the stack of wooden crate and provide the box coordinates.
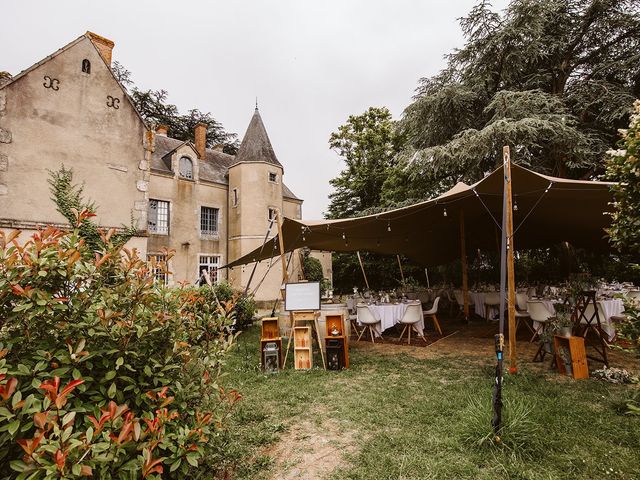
[294,326,313,370]
[325,314,349,370]
[260,318,282,370]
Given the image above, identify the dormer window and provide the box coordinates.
[81,59,91,74]
[179,156,193,179]
[269,172,278,183]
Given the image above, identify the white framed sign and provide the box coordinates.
[284,282,321,311]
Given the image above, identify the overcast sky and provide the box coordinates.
[2,0,509,219]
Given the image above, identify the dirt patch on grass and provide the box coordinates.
[264,414,359,480]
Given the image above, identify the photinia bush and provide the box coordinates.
[0,213,240,478]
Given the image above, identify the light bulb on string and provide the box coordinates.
[342,232,346,240]
[387,221,391,232]
[443,208,448,217]
[513,201,519,212]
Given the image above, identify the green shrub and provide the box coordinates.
[460,395,544,460]
[198,282,256,330]
[0,215,239,478]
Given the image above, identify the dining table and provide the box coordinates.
[358,301,424,337]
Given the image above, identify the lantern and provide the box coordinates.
[263,342,280,373]
[326,338,345,370]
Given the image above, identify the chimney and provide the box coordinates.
[156,124,168,136]
[0,71,12,88]
[194,123,207,159]
[86,31,115,66]
[213,144,225,152]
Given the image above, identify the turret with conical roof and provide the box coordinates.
[233,107,283,170]
[227,107,285,293]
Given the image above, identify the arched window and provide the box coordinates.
[81,59,91,74]
[179,156,193,179]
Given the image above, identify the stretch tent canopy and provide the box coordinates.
[224,163,614,269]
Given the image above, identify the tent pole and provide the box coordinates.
[397,255,405,284]
[356,251,370,290]
[277,212,289,285]
[277,211,294,369]
[459,210,470,322]
[504,147,518,374]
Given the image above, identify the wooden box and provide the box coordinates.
[294,326,313,370]
[554,335,588,379]
[261,317,280,340]
[325,314,345,336]
[324,314,349,369]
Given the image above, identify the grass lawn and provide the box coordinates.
[216,323,640,479]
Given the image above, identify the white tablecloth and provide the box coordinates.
[469,292,499,320]
[596,299,624,341]
[360,302,424,336]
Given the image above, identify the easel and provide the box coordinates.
[573,290,608,366]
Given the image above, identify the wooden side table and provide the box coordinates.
[554,335,589,379]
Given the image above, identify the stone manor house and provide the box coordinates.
[0,31,331,302]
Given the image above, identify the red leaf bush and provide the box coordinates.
[0,218,240,478]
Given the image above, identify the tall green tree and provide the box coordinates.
[389,0,640,204]
[606,99,640,256]
[326,107,405,219]
[112,61,238,154]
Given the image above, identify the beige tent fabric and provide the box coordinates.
[224,164,614,268]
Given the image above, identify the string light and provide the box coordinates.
[387,220,391,232]
[513,201,518,211]
[443,208,448,217]
[342,232,346,240]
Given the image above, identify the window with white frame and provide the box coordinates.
[268,207,278,222]
[198,255,221,283]
[147,254,168,286]
[179,156,193,179]
[232,188,238,207]
[200,206,219,236]
[268,172,278,183]
[148,199,170,234]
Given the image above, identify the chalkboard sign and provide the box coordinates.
[285,282,321,311]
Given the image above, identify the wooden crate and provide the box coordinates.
[261,317,279,340]
[294,349,312,370]
[554,335,588,379]
[294,326,312,370]
[325,314,345,337]
[294,326,311,348]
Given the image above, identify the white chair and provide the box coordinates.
[356,305,381,344]
[515,293,534,338]
[399,303,427,345]
[346,297,361,338]
[422,297,442,335]
[527,300,555,342]
[484,292,501,321]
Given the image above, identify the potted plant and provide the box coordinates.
[555,312,574,337]
[539,329,555,355]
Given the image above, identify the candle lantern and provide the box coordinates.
[263,342,280,373]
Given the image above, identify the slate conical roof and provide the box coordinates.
[234,107,282,168]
